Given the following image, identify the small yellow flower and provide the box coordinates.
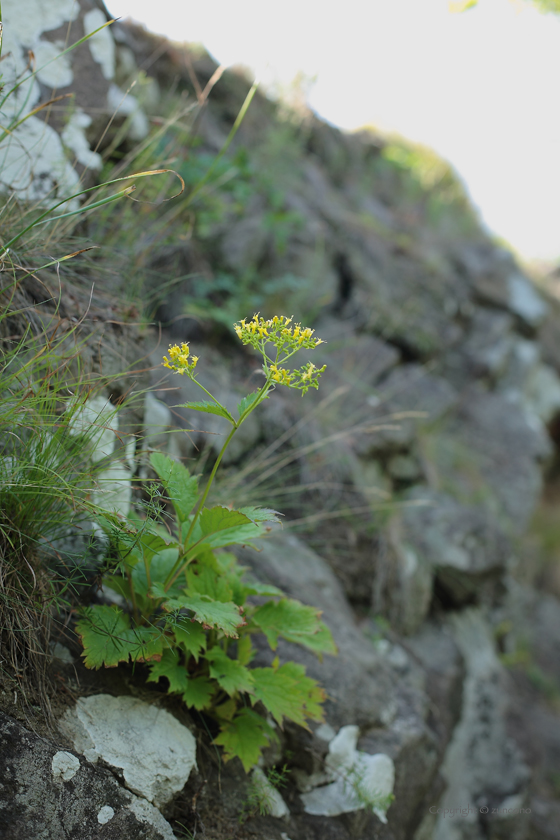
[162,343,199,377]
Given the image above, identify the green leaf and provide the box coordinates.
[251,664,326,727]
[103,574,133,602]
[237,391,261,418]
[147,648,187,692]
[275,661,326,722]
[252,599,337,656]
[189,506,262,550]
[236,634,254,666]
[238,506,282,524]
[162,592,245,637]
[76,607,164,668]
[131,547,180,598]
[205,648,254,696]
[150,452,199,523]
[182,676,215,710]
[76,607,131,668]
[169,616,207,660]
[241,579,285,599]
[147,649,214,709]
[186,564,234,603]
[116,530,175,570]
[298,620,338,658]
[176,400,235,423]
[214,708,275,771]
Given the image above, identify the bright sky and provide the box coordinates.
[107,0,560,263]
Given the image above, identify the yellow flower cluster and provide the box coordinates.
[270,364,293,385]
[162,343,199,376]
[234,314,324,352]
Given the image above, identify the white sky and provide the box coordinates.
[107,0,560,262]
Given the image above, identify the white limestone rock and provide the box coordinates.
[300,725,395,824]
[251,767,290,818]
[93,462,133,518]
[60,694,197,808]
[68,396,118,462]
[84,8,116,80]
[51,750,80,781]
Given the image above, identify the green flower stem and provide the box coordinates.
[190,379,226,407]
[125,567,141,626]
[162,376,272,591]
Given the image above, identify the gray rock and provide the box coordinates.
[444,389,545,533]
[401,488,512,606]
[506,271,548,329]
[354,365,458,456]
[238,532,399,729]
[60,695,197,808]
[434,609,530,840]
[0,711,176,840]
[237,533,443,835]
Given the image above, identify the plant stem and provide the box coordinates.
[126,566,141,625]
[163,376,272,591]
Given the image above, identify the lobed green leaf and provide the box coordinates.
[251,663,326,726]
[161,591,245,637]
[176,400,235,423]
[147,649,213,709]
[251,598,336,655]
[169,616,207,660]
[76,607,164,668]
[237,391,263,418]
[205,648,255,696]
[188,506,263,550]
[238,506,282,524]
[214,708,275,772]
[150,452,199,523]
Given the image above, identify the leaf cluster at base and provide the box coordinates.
[77,452,337,771]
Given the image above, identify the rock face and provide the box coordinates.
[0,712,176,840]
[60,695,197,808]
[2,4,560,840]
[0,0,147,206]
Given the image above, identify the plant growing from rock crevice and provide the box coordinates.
[77,315,334,771]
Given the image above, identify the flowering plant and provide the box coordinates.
[77,316,335,771]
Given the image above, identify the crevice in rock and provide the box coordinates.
[333,252,354,308]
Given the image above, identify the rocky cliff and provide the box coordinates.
[1,4,560,839]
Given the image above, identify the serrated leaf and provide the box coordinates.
[177,400,234,423]
[76,607,131,668]
[189,506,262,550]
[186,564,234,603]
[169,616,207,660]
[236,634,254,666]
[275,661,326,722]
[237,391,261,418]
[252,598,337,656]
[116,529,175,571]
[297,620,338,658]
[214,708,275,771]
[150,452,199,523]
[131,547,181,598]
[251,664,326,727]
[214,697,237,721]
[76,607,164,668]
[182,676,215,710]
[162,592,244,637]
[238,506,282,524]
[205,648,254,696]
[241,579,285,599]
[147,649,188,692]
